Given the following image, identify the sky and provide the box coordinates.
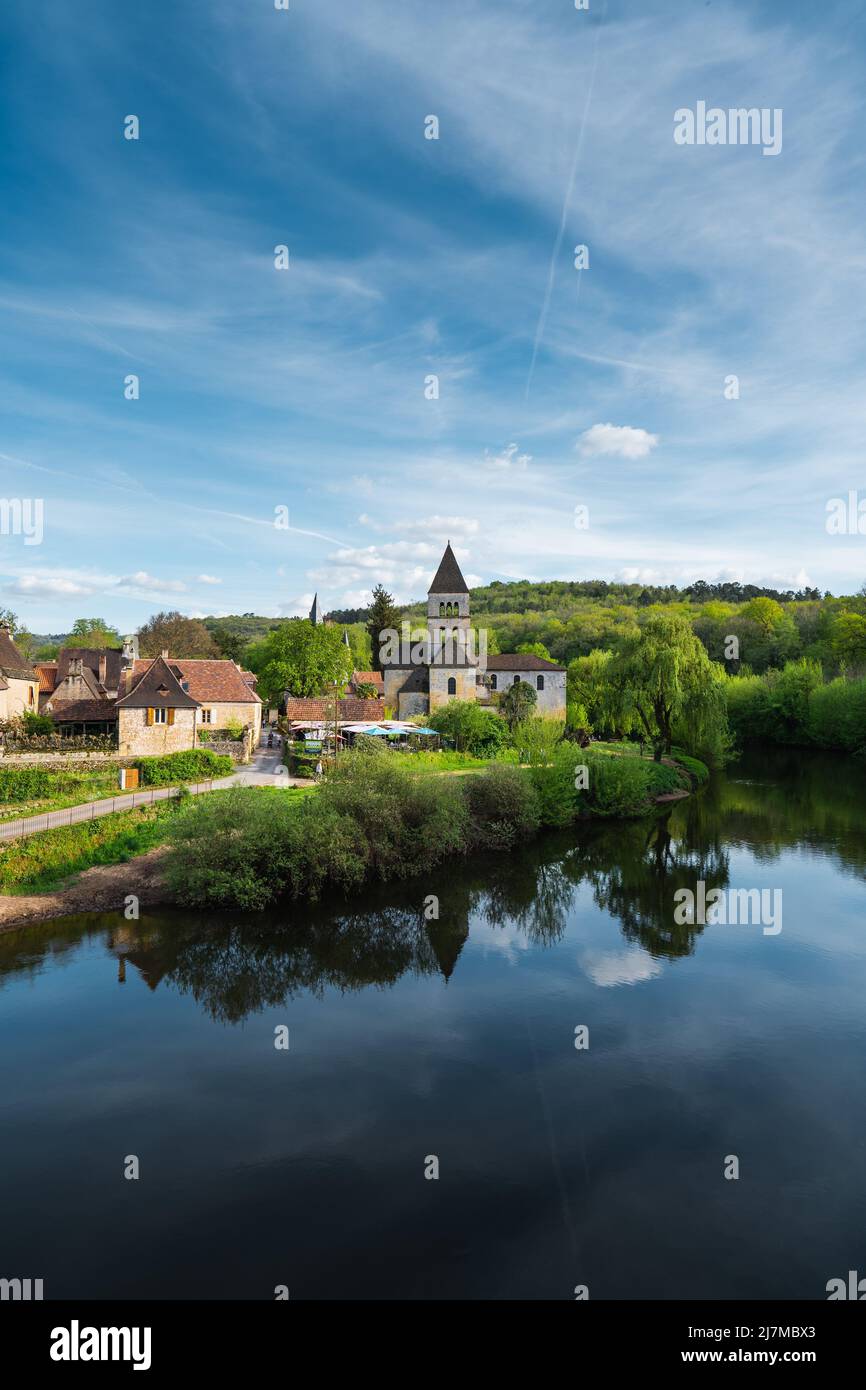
[2,0,866,634]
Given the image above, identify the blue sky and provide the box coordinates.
[2,0,866,632]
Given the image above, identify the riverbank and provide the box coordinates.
[0,747,707,929]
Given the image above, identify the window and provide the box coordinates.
[536,675,544,691]
[201,708,212,724]
[439,602,445,616]
[28,686,35,705]
[447,677,457,695]
[513,674,520,685]
[154,707,168,724]
[489,675,497,690]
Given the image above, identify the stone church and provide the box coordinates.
[382,543,566,720]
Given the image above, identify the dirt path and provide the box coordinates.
[0,846,174,935]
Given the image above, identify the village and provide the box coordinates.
[0,544,567,783]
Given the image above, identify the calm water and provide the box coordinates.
[2,747,865,1300]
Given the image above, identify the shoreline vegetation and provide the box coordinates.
[0,743,707,926]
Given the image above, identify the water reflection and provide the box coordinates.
[1,747,864,1025]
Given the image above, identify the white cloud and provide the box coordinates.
[580,948,663,988]
[116,572,188,596]
[7,574,94,598]
[578,424,660,460]
[197,573,221,585]
[484,442,531,470]
[359,513,479,538]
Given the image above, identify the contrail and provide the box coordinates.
[525,3,608,400]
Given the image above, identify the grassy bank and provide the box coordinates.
[164,745,706,911]
[0,802,180,894]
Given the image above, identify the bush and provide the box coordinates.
[0,766,51,802]
[581,752,657,816]
[21,712,54,736]
[463,762,540,850]
[528,744,580,827]
[134,749,233,786]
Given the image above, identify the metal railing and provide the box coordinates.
[0,781,215,842]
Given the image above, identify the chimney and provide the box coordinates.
[98,653,107,685]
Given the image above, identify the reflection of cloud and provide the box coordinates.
[472,921,533,964]
[580,947,662,988]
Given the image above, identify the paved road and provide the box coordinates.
[0,741,307,843]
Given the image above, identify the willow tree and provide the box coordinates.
[602,613,728,761]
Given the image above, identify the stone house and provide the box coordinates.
[0,622,39,721]
[116,654,262,756]
[382,543,567,720]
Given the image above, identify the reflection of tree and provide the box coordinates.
[1,747,864,1011]
[564,809,730,960]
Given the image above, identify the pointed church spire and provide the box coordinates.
[309,593,323,625]
[428,541,469,594]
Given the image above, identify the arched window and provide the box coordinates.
[489,675,497,690]
[536,675,544,691]
[439,602,445,616]
[513,674,520,685]
[447,677,456,695]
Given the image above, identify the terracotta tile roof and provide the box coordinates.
[35,662,58,693]
[120,657,261,706]
[352,670,385,691]
[283,697,385,721]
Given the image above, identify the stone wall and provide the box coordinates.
[118,707,197,756]
[429,667,477,709]
[491,669,567,716]
[0,752,129,770]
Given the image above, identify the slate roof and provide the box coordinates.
[50,700,118,724]
[428,542,469,595]
[120,657,262,706]
[0,625,37,681]
[116,656,200,709]
[56,646,123,690]
[485,653,566,672]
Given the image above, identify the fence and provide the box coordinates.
[0,782,215,843]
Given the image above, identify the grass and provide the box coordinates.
[0,769,122,823]
[0,802,180,894]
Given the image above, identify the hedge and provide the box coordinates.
[133,749,233,786]
[0,766,52,802]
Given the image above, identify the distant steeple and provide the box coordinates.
[428,541,469,595]
[309,593,324,625]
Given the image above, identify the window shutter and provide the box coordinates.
[146,707,154,726]
[167,707,175,726]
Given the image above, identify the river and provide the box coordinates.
[1,747,864,1299]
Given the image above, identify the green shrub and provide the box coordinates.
[0,766,51,803]
[463,762,540,850]
[134,749,233,786]
[528,744,580,827]
[582,752,656,816]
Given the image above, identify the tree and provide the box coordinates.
[602,613,727,760]
[516,641,552,661]
[70,617,122,648]
[0,607,22,635]
[830,611,866,673]
[426,700,508,756]
[253,619,353,705]
[739,596,785,637]
[366,585,402,673]
[210,625,247,663]
[138,612,219,659]
[500,679,538,730]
